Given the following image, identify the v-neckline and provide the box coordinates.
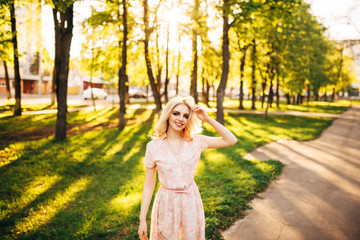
[165,137,183,155]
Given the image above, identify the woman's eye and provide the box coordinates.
[173,112,179,116]
[184,115,189,119]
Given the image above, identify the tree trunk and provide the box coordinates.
[190,0,199,103]
[10,2,21,116]
[259,65,266,109]
[51,68,56,105]
[307,85,310,102]
[238,46,247,110]
[261,79,266,108]
[164,23,170,103]
[155,31,162,94]
[216,4,230,125]
[205,80,210,107]
[285,93,290,104]
[119,0,128,130]
[269,78,274,107]
[53,3,74,140]
[314,91,318,101]
[276,66,280,107]
[143,0,161,112]
[3,61,11,99]
[201,67,206,103]
[176,34,181,95]
[331,87,335,102]
[190,31,198,103]
[251,38,256,110]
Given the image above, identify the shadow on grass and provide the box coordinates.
[1,111,332,240]
[0,111,157,240]
[197,120,284,239]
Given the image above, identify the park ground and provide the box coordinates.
[223,105,360,240]
[0,96,359,239]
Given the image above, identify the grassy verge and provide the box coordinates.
[207,99,350,114]
[0,109,333,239]
[0,100,86,115]
[0,99,348,133]
[0,107,148,133]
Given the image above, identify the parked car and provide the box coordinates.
[83,88,108,100]
[129,88,146,98]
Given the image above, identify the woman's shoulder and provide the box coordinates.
[147,138,164,148]
[191,134,206,141]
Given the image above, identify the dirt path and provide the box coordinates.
[222,106,360,240]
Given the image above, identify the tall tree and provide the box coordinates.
[216,0,231,124]
[250,38,257,110]
[190,0,200,103]
[216,0,259,124]
[50,0,74,140]
[164,22,170,102]
[0,4,12,100]
[143,0,162,112]
[118,0,127,130]
[9,1,21,115]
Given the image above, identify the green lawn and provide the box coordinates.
[207,99,350,114]
[0,99,86,116]
[0,105,336,239]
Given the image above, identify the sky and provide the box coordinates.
[306,0,360,40]
[41,0,360,59]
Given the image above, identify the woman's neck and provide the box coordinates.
[166,128,182,140]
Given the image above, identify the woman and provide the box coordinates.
[138,96,237,240]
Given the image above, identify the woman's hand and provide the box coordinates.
[193,105,210,122]
[138,221,148,240]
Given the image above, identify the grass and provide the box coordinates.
[0,106,148,133]
[0,104,336,239]
[0,99,349,133]
[0,98,86,116]
[207,99,351,114]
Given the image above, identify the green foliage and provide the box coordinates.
[0,103,336,239]
[0,2,13,63]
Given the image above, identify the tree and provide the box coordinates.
[143,0,162,112]
[216,0,232,124]
[0,3,12,100]
[216,0,260,124]
[9,1,21,115]
[118,0,128,130]
[190,0,200,103]
[164,22,170,102]
[48,0,74,140]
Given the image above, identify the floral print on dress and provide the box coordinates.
[143,135,208,240]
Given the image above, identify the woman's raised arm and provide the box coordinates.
[193,105,237,149]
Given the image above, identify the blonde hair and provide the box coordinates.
[153,96,202,140]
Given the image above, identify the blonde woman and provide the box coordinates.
[138,96,237,240]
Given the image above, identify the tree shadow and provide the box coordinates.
[1,120,154,239]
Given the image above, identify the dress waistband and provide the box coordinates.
[161,181,194,194]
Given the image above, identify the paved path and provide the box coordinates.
[222,106,360,240]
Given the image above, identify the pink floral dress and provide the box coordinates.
[143,134,208,240]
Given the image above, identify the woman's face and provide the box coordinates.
[168,104,190,132]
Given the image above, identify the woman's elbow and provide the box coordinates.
[230,137,237,146]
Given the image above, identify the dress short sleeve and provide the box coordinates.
[196,135,208,152]
[143,142,156,168]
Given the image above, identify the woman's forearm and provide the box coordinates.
[139,168,156,221]
[205,116,237,146]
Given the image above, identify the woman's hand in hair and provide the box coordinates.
[193,105,210,122]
